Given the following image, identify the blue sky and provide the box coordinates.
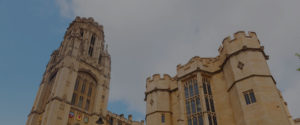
[0,0,143,124]
[1,0,300,125]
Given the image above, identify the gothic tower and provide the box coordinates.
[26,17,111,125]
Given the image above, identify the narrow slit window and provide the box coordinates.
[250,91,256,103]
[78,96,83,107]
[87,87,92,97]
[244,93,251,105]
[74,78,80,91]
[81,82,86,94]
[80,29,84,37]
[88,35,96,56]
[161,114,165,123]
[71,93,77,105]
[85,99,90,110]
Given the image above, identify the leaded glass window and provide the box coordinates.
[202,77,217,125]
[184,77,204,125]
[70,72,96,112]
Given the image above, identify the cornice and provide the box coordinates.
[146,111,173,118]
[227,74,276,92]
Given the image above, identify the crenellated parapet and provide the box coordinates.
[145,74,177,99]
[146,74,173,83]
[63,16,104,42]
[175,31,268,79]
[218,31,261,56]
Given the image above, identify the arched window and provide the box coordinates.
[88,35,96,56]
[202,77,217,125]
[70,72,96,111]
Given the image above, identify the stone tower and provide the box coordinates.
[145,74,177,125]
[26,17,111,125]
[145,31,295,125]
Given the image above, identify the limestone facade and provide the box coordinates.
[26,17,143,125]
[145,31,297,125]
[295,118,300,125]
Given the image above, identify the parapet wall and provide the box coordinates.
[107,111,144,124]
[218,31,261,56]
[175,31,264,77]
[71,16,103,31]
[64,16,104,39]
[146,74,176,92]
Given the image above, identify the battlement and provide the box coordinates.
[176,56,217,70]
[65,17,104,36]
[146,74,173,83]
[107,111,144,124]
[218,31,260,54]
[63,17,104,40]
[72,16,103,30]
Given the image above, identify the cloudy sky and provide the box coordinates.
[1,0,300,124]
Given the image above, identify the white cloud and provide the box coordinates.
[56,0,300,119]
[55,0,73,17]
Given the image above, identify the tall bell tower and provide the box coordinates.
[26,17,111,125]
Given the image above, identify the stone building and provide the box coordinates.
[145,31,298,125]
[26,17,144,125]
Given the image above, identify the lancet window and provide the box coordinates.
[70,72,96,112]
[88,35,96,56]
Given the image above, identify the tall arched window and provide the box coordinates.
[70,72,96,111]
[202,77,217,125]
[88,35,96,56]
[68,72,96,125]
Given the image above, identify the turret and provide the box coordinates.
[145,74,176,125]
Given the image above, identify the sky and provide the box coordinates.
[0,0,300,124]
